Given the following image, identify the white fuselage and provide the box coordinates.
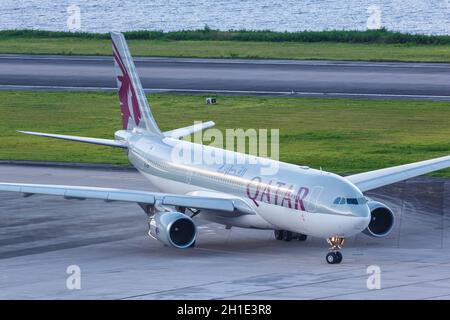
[120,130,371,239]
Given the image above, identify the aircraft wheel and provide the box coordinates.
[282,231,293,242]
[335,251,343,263]
[326,252,342,264]
[274,230,283,240]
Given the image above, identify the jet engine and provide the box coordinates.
[149,211,197,248]
[363,200,395,238]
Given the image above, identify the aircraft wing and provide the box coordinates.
[0,182,254,216]
[164,121,215,139]
[346,155,450,192]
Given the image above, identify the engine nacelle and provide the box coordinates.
[363,201,395,238]
[149,211,196,248]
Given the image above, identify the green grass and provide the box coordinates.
[0,29,450,62]
[0,91,449,176]
[3,28,450,44]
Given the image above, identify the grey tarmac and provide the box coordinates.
[1,55,450,100]
[0,164,449,299]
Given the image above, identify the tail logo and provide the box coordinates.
[112,42,141,130]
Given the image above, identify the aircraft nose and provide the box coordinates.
[352,204,371,232]
[352,203,371,218]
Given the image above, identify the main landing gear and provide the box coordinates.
[326,236,345,264]
[274,230,308,242]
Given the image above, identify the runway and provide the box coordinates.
[0,164,449,299]
[1,55,450,100]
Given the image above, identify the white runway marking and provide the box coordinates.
[2,54,450,69]
[2,84,450,100]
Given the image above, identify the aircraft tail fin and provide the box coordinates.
[111,32,162,135]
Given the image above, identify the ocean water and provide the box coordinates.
[1,0,449,35]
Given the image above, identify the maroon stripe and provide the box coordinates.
[112,41,127,72]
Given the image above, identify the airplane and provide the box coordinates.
[1,32,449,264]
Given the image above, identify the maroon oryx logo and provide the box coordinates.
[112,42,141,129]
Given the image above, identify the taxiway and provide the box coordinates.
[0,164,449,299]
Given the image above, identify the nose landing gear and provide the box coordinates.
[326,236,345,264]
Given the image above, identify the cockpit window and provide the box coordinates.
[333,197,367,205]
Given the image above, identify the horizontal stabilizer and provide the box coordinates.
[164,121,215,139]
[18,131,127,148]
